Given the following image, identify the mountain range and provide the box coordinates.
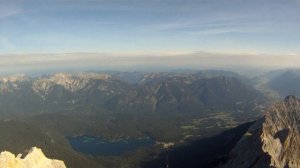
[0,70,272,168]
[0,71,265,115]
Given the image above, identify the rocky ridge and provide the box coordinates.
[0,147,66,168]
[221,95,300,168]
[0,72,265,114]
[32,72,111,94]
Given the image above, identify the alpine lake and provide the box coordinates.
[67,135,156,156]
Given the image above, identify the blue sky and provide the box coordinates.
[0,0,300,74]
[0,0,300,55]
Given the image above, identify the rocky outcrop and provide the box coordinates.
[221,95,300,168]
[0,147,66,168]
[32,72,111,94]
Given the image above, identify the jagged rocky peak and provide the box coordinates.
[32,72,111,93]
[0,147,66,168]
[221,95,300,168]
[72,72,111,80]
[284,95,298,103]
[0,74,29,83]
[50,72,111,80]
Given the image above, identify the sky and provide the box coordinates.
[0,0,300,73]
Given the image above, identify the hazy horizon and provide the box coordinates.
[0,52,299,76]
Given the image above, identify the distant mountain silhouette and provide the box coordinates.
[0,71,265,115]
[267,70,300,97]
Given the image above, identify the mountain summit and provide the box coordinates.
[0,147,66,168]
[221,95,300,168]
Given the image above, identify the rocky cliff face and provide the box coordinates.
[0,147,66,168]
[221,95,300,168]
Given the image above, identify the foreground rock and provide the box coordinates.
[221,95,300,168]
[0,147,66,168]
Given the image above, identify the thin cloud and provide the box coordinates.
[0,4,23,19]
[140,16,294,35]
[189,27,273,36]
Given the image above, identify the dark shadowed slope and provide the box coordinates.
[140,122,253,168]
